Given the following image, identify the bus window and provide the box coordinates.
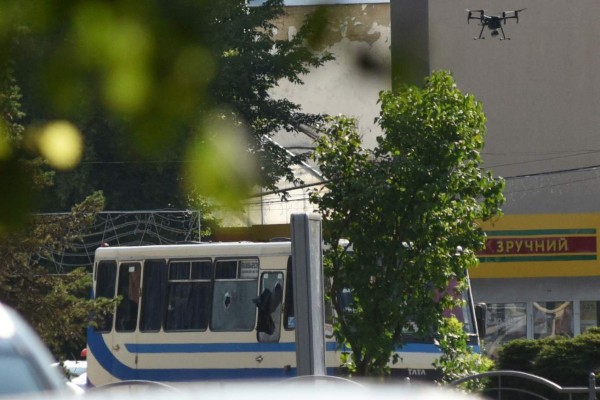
[191,261,212,279]
[442,286,477,336]
[165,260,212,331]
[256,272,284,342]
[284,257,295,330]
[140,259,167,332]
[211,259,258,331]
[115,263,141,332]
[215,260,237,279]
[169,261,190,280]
[95,260,117,332]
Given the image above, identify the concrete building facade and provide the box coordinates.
[391,0,600,356]
[392,0,600,213]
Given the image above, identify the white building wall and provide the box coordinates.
[244,163,323,226]
[392,0,600,214]
[234,1,392,227]
[271,2,391,149]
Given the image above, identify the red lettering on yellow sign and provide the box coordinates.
[480,236,596,256]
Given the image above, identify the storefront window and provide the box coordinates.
[484,302,527,358]
[580,301,600,333]
[533,301,573,339]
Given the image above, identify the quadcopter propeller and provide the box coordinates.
[514,8,526,23]
[466,9,485,23]
[506,8,526,23]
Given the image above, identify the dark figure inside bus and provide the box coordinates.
[254,282,283,335]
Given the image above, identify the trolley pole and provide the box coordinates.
[291,213,326,376]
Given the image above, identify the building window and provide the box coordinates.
[484,303,527,358]
[580,301,600,333]
[533,301,573,339]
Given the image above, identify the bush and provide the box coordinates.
[496,331,600,387]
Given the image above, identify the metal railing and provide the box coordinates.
[449,370,599,400]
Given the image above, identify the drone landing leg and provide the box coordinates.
[476,25,485,40]
[499,25,510,40]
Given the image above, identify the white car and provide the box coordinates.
[52,360,87,379]
[52,359,88,390]
[62,360,87,378]
[0,302,82,397]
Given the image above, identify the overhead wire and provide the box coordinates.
[36,211,201,273]
[505,175,600,195]
[484,149,600,169]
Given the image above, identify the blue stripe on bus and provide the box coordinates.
[125,341,340,353]
[124,341,453,354]
[88,327,136,381]
[136,367,301,381]
[87,327,304,381]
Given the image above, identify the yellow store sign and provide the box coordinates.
[473,213,600,278]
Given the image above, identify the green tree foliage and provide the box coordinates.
[4,0,331,214]
[434,316,493,386]
[0,192,116,359]
[311,71,504,376]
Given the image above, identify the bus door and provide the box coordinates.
[138,259,168,377]
[113,262,142,379]
[92,260,118,383]
[255,271,286,369]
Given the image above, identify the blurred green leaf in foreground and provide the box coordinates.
[0,0,332,226]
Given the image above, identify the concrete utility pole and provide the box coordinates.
[390,0,430,89]
[291,213,326,376]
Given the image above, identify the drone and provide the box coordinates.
[467,8,526,40]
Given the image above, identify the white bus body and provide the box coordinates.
[87,242,479,386]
